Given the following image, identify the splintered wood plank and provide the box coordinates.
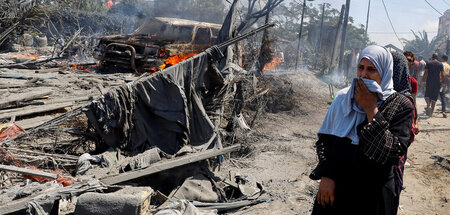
[0,89,52,109]
[0,164,58,179]
[101,144,240,185]
[7,147,79,161]
[0,102,73,120]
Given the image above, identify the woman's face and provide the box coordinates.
[357,58,381,84]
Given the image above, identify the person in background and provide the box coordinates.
[440,54,450,118]
[395,51,419,133]
[418,56,427,94]
[422,53,445,117]
[310,45,414,215]
[405,54,419,133]
[404,52,421,97]
[410,75,419,129]
[391,51,418,212]
[404,51,419,80]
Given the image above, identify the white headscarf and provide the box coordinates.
[318,45,395,145]
[358,45,395,100]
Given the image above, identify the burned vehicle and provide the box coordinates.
[94,17,221,73]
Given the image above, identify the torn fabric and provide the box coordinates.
[86,48,227,155]
[155,199,217,215]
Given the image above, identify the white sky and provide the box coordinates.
[302,0,449,49]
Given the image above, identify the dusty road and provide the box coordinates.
[219,72,449,214]
[399,96,450,214]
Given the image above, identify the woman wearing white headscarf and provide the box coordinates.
[310,45,414,215]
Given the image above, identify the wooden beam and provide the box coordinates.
[0,164,58,179]
[0,102,73,120]
[0,90,52,109]
[7,147,79,161]
[101,144,240,185]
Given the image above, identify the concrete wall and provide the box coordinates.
[438,10,450,37]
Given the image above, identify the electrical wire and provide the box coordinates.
[369,31,438,34]
[381,0,404,49]
[424,0,443,15]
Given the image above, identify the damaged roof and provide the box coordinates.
[153,17,222,28]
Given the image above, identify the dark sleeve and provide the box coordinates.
[309,135,338,181]
[358,95,414,165]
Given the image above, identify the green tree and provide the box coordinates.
[272,2,341,41]
[270,1,371,71]
[345,23,370,50]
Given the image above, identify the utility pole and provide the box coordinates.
[294,0,308,70]
[328,5,345,74]
[317,3,326,55]
[365,0,371,39]
[338,0,350,78]
[315,3,326,70]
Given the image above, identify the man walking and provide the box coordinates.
[422,53,445,117]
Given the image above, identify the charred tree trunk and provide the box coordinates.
[328,5,345,75]
[236,0,284,33]
[256,12,272,73]
[338,0,351,78]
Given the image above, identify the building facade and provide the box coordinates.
[438,9,450,37]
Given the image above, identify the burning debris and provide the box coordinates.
[0,0,281,214]
[94,17,221,74]
[263,56,283,71]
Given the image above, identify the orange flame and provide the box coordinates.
[71,63,98,72]
[158,53,198,70]
[263,57,283,70]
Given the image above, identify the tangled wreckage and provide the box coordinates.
[0,1,276,214]
[95,17,222,73]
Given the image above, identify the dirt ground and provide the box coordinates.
[218,71,450,214]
